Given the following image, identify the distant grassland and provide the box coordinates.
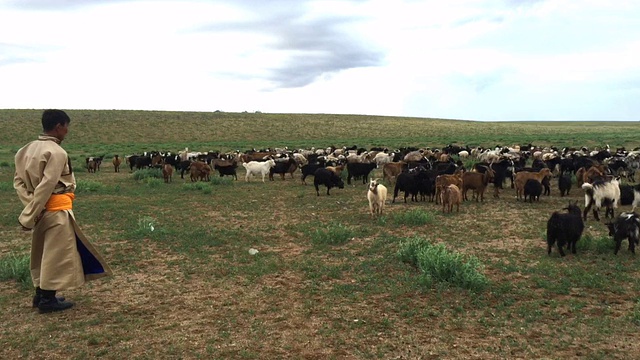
[1,110,639,158]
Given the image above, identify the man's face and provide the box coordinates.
[55,122,70,141]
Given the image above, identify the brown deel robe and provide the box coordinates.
[14,135,112,290]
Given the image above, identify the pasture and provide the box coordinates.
[1,109,640,359]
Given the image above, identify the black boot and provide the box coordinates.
[32,287,66,308]
[37,289,74,314]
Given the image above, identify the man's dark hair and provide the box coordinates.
[41,109,71,132]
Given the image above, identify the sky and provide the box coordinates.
[1,0,639,121]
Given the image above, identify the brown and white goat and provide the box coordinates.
[367,179,387,217]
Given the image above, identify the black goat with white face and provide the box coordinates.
[606,212,640,255]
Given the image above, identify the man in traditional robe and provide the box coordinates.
[14,109,112,313]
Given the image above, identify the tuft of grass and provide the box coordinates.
[0,181,13,191]
[576,234,615,254]
[398,237,489,292]
[391,208,434,226]
[0,161,10,167]
[209,176,234,185]
[0,253,32,290]
[144,177,163,188]
[630,299,640,326]
[310,223,355,246]
[182,182,212,192]
[76,179,106,193]
[132,168,162,181]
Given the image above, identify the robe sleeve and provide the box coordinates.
[17,150,67,229]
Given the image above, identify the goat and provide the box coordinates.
[367,179,387,217]
[242,159,276,182]
[514,168,552,201]
[582,177,620,221]
[162,163,174,183]
[461,167,494,202]
[112,155,122,173]
[441,184,462,213]
[314,168,345,196]
[523,178,542,202]
[606,212,640,255]
[382,161,406,184]
[434,169,464,205]
[547,202,584,257]
[347,162,377,185]
[558,172,572,197]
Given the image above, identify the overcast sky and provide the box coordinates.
[1,0,639,121]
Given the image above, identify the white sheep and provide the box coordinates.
[367,178,388,217]
[242,159,276,182]
[374,152,395,168]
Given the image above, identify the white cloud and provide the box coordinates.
[0,0,639,120]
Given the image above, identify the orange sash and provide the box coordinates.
[45,193,75,211]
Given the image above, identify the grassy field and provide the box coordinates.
[1,110,640,359]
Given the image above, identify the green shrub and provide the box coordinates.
[145,177,163,188]
[391,209,434,226]
[311,223,354,246]
[75,179,105,193]
[0,253,32,290]
[182,182,211,191]
[209,176,234,185]
[576,234,615,254]
[132,168,162,181]
[398,237,489,292]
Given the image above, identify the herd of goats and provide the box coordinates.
[82,143,640,257]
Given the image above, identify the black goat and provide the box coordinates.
[558,173,572,197]
[606,212,640,255]
[547,202,584,257]
[523,178,542,202]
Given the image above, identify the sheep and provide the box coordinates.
[558,172,572,197]
[112,155,122,173]
[523,178,542,202]
[441,184,462,213]
[582,177,620,221]
[374,152,395,168]
[242,159,276,182]
[461,167,494,202]
[514,168,552,201]
[546,202,584,257]
[162,163,174,183]
[367,179,387,217]
[606,212,640,255]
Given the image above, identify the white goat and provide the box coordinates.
[582,177,620,221]
[367,179,388,217]
[242,159,276,182]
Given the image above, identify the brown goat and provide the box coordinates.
[514,168,552,200]
[583,165,606,184]
[435,168,464,204]
[162,163,174,183]
[189,161,210,182]
[326,164,345,177]
[382,161,406,184]
[441,184,462,213]
[462,167,494,202]
[112,155,122,173]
